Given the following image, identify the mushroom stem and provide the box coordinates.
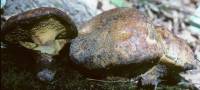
[34,53,56,81]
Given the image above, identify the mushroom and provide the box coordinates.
[1,7,78,81]
[70,8,199,89]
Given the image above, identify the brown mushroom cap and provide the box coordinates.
[70,8,196,78]
[2,7,78,41]
[70,8,163,77]
[1,7,78,55]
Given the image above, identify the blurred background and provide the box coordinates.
[1,0,200,89]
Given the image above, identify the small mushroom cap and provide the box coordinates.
[1,7,78,56]
[1,7,78,45]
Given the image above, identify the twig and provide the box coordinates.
[87,78,138,83]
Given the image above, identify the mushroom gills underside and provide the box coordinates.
[12,18,68,55]
[20,40,66,55]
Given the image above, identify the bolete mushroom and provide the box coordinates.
[70,8,199,88]
[1,7,78,81]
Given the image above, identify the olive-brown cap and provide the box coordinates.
[1,7,78,44]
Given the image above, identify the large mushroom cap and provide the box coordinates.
[2,7,78,55]
[70,8,197,79]
[70,8,164,77]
